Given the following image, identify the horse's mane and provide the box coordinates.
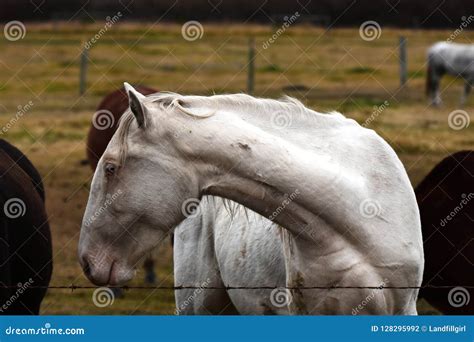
[145,91,316,119]
[116,110,135,166]
[115,92,344,165]
[205,195,282,231]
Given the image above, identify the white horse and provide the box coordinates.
[427,42,474,106]
[78,84,424,314]
[174,197,287,314]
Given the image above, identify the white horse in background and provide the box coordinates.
[427,42,474,106]
[174,197,287,314]
[78,84,424,314]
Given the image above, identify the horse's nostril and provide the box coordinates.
[82,256,91,277]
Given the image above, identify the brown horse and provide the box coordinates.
[86,85,158,284]
[416,151,473,314]
[0,139,52,314]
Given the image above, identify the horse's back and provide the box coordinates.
[416,151,474,314]
[428,42,474,54]
[0,140,45,201]
[0,144,52,314]
[428,42,474,75]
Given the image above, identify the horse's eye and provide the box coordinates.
[104,162,117,177]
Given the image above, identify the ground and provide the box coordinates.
[0,22,472,314]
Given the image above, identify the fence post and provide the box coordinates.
[399,36,407,88]
[247,37,255,95]
[79,46,89,96]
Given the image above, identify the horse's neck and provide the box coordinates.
[190,107,364,237]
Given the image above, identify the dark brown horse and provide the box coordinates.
[0,139,52,314]
[416,151,473,314]
[86,85,159,284]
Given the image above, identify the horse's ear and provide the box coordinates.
[124,82,146,128]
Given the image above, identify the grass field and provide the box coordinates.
[0,22,473,314]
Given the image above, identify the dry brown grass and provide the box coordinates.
[0,22,472,314]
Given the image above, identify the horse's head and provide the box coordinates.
[78,83,199,286]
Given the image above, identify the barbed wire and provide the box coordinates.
[4,285,474,290]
